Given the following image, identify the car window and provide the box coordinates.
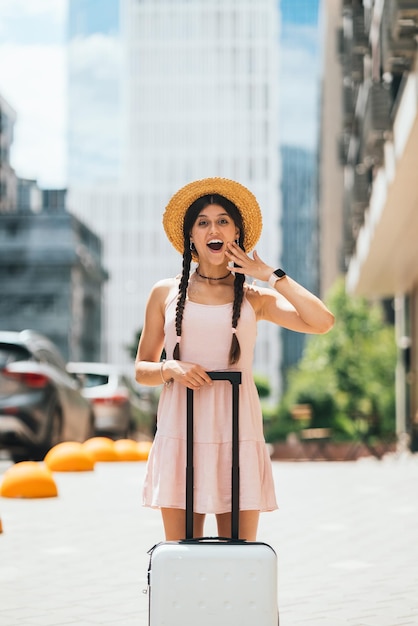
[82,373,109,388]
[0,343,33,367]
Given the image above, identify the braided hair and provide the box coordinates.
[172,194,245,365]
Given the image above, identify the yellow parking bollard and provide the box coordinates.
[44,442,95,472]
[82,437,118,462]
[137,440,152,461]
[114,439,144,461]
[0,461,58,498]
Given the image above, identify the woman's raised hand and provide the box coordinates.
[225,242,273,283]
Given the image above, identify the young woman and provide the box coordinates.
[135,177,334,541]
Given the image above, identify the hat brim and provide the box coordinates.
[163,177,262,256]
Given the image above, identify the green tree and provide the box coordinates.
[253,373,271,398]
[267,278,396,442]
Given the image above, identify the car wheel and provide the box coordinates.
[12,451,30,464]
[87,411,95,439]
[127,419,136,438]
[35,405,63,460]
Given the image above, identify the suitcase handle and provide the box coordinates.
[186,371,242,540]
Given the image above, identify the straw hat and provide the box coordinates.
[163,177,262,255]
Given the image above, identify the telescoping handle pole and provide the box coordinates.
[186,371,242,540]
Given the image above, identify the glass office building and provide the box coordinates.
[67,0,282,393]
[279,0,321,378]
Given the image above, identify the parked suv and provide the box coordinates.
[66,362,152,439]
[0,330,95,462]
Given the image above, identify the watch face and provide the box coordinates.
[274,268,286,279]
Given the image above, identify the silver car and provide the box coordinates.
[0,330,95,463]
[66,362,155,439]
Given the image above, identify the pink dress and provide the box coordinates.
[142,290,278,514]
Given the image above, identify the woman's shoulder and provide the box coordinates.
[148,276,179,306]
[244,281,273,317]
[152,276,179,290]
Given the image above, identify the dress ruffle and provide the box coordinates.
[142,436,277,514]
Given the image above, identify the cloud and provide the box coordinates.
[0,0,67,44]
[0,1,68,187]
[0,43,66,187]
[68,33,122,184]
[0,0,66,17]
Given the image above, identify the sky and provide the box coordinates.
[0,0,321,189]
[279,21,321,150]
[0,0,68,188]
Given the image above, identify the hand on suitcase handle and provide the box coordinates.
[162,363,242,389]
[163,360,213,389]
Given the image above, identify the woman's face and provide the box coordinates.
[190,203,239,264]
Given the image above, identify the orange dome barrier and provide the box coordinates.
[82,437,118,462]
[0,461,58,499]
[44,442,95,472]
[137,440,152,461]
[114,439,143,461]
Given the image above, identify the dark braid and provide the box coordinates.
[173,240,192,360]
[174,193,247,365]
[229,232,246,364]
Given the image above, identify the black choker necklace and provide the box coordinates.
[196,269,231,281]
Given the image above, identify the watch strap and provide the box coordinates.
[268,269,286,288]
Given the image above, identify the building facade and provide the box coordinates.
[318,0,345,297]
[67,0,282,392]
[0,201,107,362]
[17,178,42,213]
[280,145,319,377]
[0,92,17,214]
[338,0,418,448]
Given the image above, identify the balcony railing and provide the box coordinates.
[382,0,418,72]
[361,82,392,165]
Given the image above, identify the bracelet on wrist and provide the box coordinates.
[160,359,173,387]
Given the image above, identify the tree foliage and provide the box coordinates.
[265,278,396,442]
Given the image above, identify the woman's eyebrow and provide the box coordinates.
[197,212,229,218]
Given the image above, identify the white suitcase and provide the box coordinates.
[146,371,279,625]
[147,540,278,625]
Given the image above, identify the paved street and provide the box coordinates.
[1,454,418,626]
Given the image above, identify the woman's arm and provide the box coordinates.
[135,281,170,386]
[135,279,213,389]
[254,276,335,334]
[226,242,335,334]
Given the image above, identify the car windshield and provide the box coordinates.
[0,343,32,368]
[81,373,110,388]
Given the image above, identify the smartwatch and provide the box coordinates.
[268,268,286,288]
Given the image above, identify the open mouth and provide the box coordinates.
[207,239,223,251]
